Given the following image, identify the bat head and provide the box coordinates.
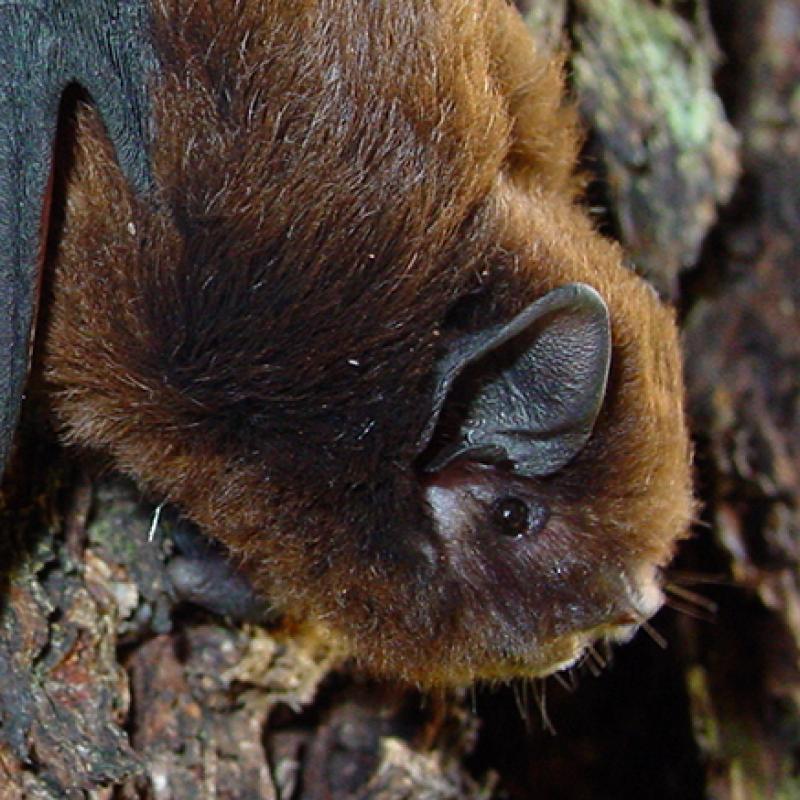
[275,237,692,686]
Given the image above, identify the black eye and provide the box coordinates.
[491,497,550,538]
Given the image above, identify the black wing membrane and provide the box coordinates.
[0,0,156,473]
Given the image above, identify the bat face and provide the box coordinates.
[29,0,693,686]
[422,462,665,681]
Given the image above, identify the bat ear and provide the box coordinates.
[420,283,611,477]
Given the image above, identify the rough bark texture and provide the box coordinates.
[0,0,797,797]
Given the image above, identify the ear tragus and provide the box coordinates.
[420,283,611,477]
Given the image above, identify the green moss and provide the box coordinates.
[578,0,720,149]
[572,0,739,291]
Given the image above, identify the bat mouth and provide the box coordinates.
[489,566,667,682]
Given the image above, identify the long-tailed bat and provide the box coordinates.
[1,0,693,686]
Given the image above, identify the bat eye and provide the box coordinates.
[490,496,549,538]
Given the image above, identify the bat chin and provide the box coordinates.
[475,639,591,683]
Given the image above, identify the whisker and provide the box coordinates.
[531,679,556,735]
[664,596,716,622]
[512,681,531,732]
[582,652,603,678]
[552,670,574,693]
[666,569,731,587]
[147,501,165,542]
[567,668,579,691]
[640,620,668,649]
[601,638,614,664]
[586,644,607,671]
[663,584,717,622]
[665,583,718,613]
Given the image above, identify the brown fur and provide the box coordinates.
[43,0,692,686]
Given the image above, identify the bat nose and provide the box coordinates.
[601,565,665,642]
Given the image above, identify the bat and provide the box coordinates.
[2,0,693,687]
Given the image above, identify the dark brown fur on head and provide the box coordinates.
[44,0,692,686]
